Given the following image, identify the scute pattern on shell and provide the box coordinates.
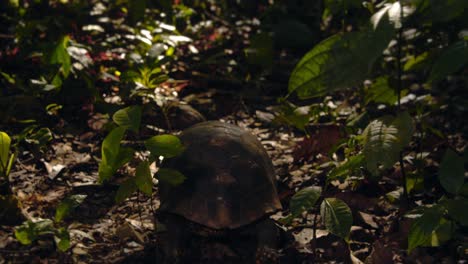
[159,121,282,229]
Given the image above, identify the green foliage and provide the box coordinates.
[370,2,413,30]
[288,21,394,99]
[362,112,413,176]
[364,77,401,105]
[46,35,72,89]
[15,219,55,245]
[274,101,312,132]
[446,198,468,226]
[112,106,142,133]
[98,127,131,183]
[0,132,14,178]
[54,227,71,252]
[408,205,445,252]
[245,33,274,68]
[15,218,71,251]
[290,187,321,218]
[145,135,184,159]
[327,153,365,181]
[115,178,138,203]
[135,161,153,196]
[156,168,186,186]
[55,194,87,222]
[429,40,468,83]
[320,198,353,241]
[438,149,465,194]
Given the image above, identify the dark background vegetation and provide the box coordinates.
[0,0,467,263]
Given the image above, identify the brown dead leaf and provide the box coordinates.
[365,240,395,264]
[293,124,342,162]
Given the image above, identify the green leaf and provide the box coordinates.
[417,0,468,23]
[112,106,142,132]
[438,149,465,194]
[393,111,414,148]
[48,36,71,78]
[320,198,353,241]
[156,168,186,186]
[145,135,184,159]
[290,187,321,217]
[429,40,468,82]
[0,131,11,175]
[365,77,400,105]
[371,2,414,30]
[55,194,87,222]
[327,154,365,181]
[55,228,71,251]
[273,19,315,50]
[362,113,413,176]
[115,178,138,203]
[288,22,394,99]
[274,102,311,131]
[446,198,468,226]
[114,147,134,169]
[406,172,424,194]
[422,218,454,248]
[363,119,399,175]
[98,127,126,183]
[245,33,274,67]
[128,0,147,25]
[15,219,54,245]
[408,206,445,252]
[404,52,430,72]
[135,161,153,196]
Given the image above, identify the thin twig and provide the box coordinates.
[396,18,408,208]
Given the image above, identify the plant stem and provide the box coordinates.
[396,21,408,208]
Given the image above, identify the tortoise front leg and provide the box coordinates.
[162,218,190,264]
[255,218,280,263]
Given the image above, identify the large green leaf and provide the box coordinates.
[114,147,135,170]
[274,102,312,131]
[115,178,138,203]
[156,168,186,186]
[288,21,394,99]
[0,131,11,175]
[422,218,454,248]
[365,77,400,105]
[48,36,71,78]
[135,161,153,196]
[327,153,365,181]
[371,2,414,30]
[320,198,353,241]
[112,106,142,133]
[363,119,399,175]
[429,40,468,83]
[245,33,274,67]
[438,149,465,194]
[128,0,147,25]
[55,194,87,222]
[290,187,321,217]
[273,19,315,50]
[362,112,413,176]
[408,206,445,252]
[416,0,468,23]
[15,219,55,245]
[55,227,71,251]
[446,198,468,226]
[393,111,414,148]
[145,135,184,159]
[98,127,126,183]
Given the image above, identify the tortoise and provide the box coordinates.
[157,121,282,263]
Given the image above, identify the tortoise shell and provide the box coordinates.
[158,121,282,229]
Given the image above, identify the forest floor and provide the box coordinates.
[1,88,462,263]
